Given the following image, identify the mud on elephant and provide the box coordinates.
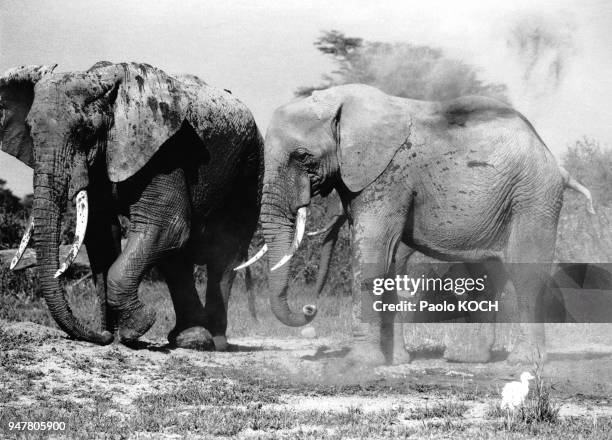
[242,84,594,366]
[0,62,263,349]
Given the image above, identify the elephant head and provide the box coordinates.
[254,84,411,326]
[0,61,201,344]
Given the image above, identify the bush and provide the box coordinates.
[557,138,612,263]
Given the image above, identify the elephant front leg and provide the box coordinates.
[159,253,213,350]
[347,212,404,367]
[390,243,416,365]
[107,231,159,344]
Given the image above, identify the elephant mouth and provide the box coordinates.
[234,206,309,272]
[10,189,90,278]
[269,206,308,271]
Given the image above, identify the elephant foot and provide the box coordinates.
[345,342,387,367]
[392,346,413,365]
[443,323,494,363]
[117,305,156,344]
[506,342,547,365]
[168,326,214,351]
[213,335,229,351]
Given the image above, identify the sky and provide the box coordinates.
[1,0,611,198]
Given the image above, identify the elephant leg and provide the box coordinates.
[203,255,239,352]
[108,169,191,344]
[348,211,404,366]
[107,232,163,343]
[441,260,504,363]
[504,216,555,364]
[390,242,416,364]
[159,252,213,350]
[84,211,122,333]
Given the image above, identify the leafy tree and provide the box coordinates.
[0,179,28,250]
[297,30,508,102]
[557,138,612,262]
[563,137,612,207]
[0,179,24,215]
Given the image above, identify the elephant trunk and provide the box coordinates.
[260,186,316,327]
[32,169,113,345]
[314,215,345,297]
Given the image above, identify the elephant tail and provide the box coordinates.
[559,167,595,215]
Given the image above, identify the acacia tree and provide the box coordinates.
[297,30,508,102]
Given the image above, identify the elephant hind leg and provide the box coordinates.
[203,253,241,352]
[504,213,557,364]
[159,252,213,350]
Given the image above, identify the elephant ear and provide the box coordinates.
[335,89,412,193]
[105,63,194,182]
[0,64,57,167]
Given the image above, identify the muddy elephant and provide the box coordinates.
[242,84,593,365]
[0,62,263,349]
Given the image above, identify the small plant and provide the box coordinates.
[407,400,468,420]
[491,354,560,430]
[518,360,560,425]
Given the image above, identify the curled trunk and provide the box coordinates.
[261,200,316,327]
[33,183,112,344]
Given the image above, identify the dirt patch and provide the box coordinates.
[1,320,611,439]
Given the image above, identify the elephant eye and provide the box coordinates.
[293,148,313,162]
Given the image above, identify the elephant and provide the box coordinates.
[0,62,263,349]
[241,83,594,366]
[310,180,593,299]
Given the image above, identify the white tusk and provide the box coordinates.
[270,254,293,272]
[293,207,307,248]
[270,207,308,272]
[10,218,34,270]
[307,216,339,237]
[307,228,327,237]
[54,190,88,278]
[234,244,268,270]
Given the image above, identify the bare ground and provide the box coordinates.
[1,319,611,439]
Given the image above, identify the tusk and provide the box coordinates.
[293,206,307,248]
[307,216,339,236]
[307,228,328,237]
[10,218,34,270]
[270,254,293,272]
[271,207,307,272]
[234,244,268,270]
[54,190,88,278]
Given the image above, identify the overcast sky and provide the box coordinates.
[1,0,611,197]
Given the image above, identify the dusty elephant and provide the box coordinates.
[0,62,263,349]
[310,214,585,362]
[243,84,593,365]
[310,177,593,299]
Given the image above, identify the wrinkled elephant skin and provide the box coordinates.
[0,62,263,348]
[260,84,592,365]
